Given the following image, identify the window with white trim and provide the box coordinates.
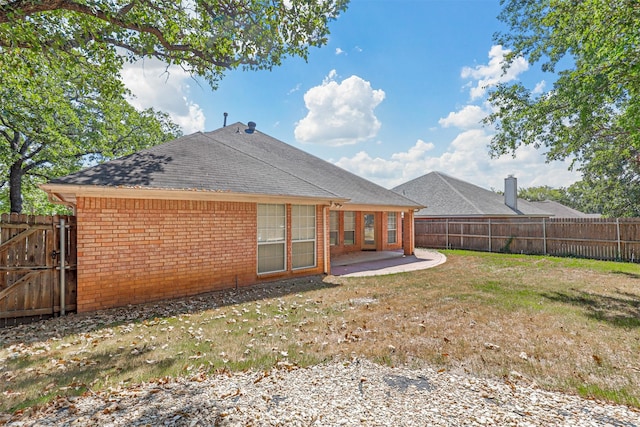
[257,204,286,274]
[292,205,316,269]
[329,211,338,246]
[344,211,355,245]
[387,212,397,244]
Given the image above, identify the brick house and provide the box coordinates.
[41,122,421,312]
[392,171,551,219]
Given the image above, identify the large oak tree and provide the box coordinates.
[485,0,640,217]
[0,0,348,213]
[0,0,349,87]
[0,49,181,213]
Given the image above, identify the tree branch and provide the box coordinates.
[22,158,50,173]
[20,136,47,160]
[0,0,66,23]
[1,0,253,69]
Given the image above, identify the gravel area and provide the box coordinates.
[2,358,639,426]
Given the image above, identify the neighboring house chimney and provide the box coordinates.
[504,175,518,211]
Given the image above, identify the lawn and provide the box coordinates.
[1,250,639,414]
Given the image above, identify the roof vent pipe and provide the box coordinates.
[246,121,257,134]
[504,175,518,211]
[223,112,228,127]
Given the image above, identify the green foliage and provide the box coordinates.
[0,0,349,214]
[0,48,182,213]
[486,0,640,217]
[0,0,349,88]
[518,185,604,215]
[568,153,640,217]
[518,185,569,203]
[0,176,72,215]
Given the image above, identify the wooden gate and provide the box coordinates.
[0,214,76,327]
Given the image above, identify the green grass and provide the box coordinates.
[575,383,640,407]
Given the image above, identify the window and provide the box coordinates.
[329,211,338,246]
[257,204,285,274]
[344,211,355,245]
[292,205,316,269]
[387,212,397,244]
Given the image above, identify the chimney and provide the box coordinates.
[504,175,518,211]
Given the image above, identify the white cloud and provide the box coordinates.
[532,80,546,95]
[438,105,487,129]
[294,70,385,146]
[332,44,578,192]
[121,59,206,134]
[334,129,580,190]
[287,83,302,95]
[390,139,435,162]
[323,69,338,84]
[335,47,346,55]
[334,151,405,181]
[461,45,529,100]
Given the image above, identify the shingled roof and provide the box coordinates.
[46,122,421,209]
[529,200,601,218]
[392,171,551,217]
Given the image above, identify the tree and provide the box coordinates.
[0,0,348,213]
[0,0,349,87]
[567,171,640,217]
[517,184,606,215]
[485,0,640,217]
[517,185,570,203]
[0,49,181,213]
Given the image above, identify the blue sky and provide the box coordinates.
[122,0,580,193]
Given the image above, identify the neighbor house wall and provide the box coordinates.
[75,197,326,312]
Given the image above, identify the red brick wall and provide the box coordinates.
[76,198,327,312]
[403,210,415,255]
[76,198,258,312]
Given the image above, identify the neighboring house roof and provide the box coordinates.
[44,122,421,209]
[529,200,601,218]
[392,171,551,217]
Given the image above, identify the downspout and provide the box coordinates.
[323,206,329,274]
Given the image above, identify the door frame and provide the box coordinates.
[362,212,377,250]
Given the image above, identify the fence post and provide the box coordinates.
[543,218,547,255]
[60,217,66,316]
[616,218,621,260]
[488,219,492,252]
[446,219,449,249]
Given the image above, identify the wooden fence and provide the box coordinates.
[415,217,640,262]
[0,214,77,326]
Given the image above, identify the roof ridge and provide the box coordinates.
[434,172,484,215]
[200,131,345,200]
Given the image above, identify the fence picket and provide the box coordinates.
[415,217,640,262]
[0,215,77,326]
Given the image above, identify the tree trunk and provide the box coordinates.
[9,161,23,213]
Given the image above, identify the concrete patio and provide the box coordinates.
[330,248,446,277]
